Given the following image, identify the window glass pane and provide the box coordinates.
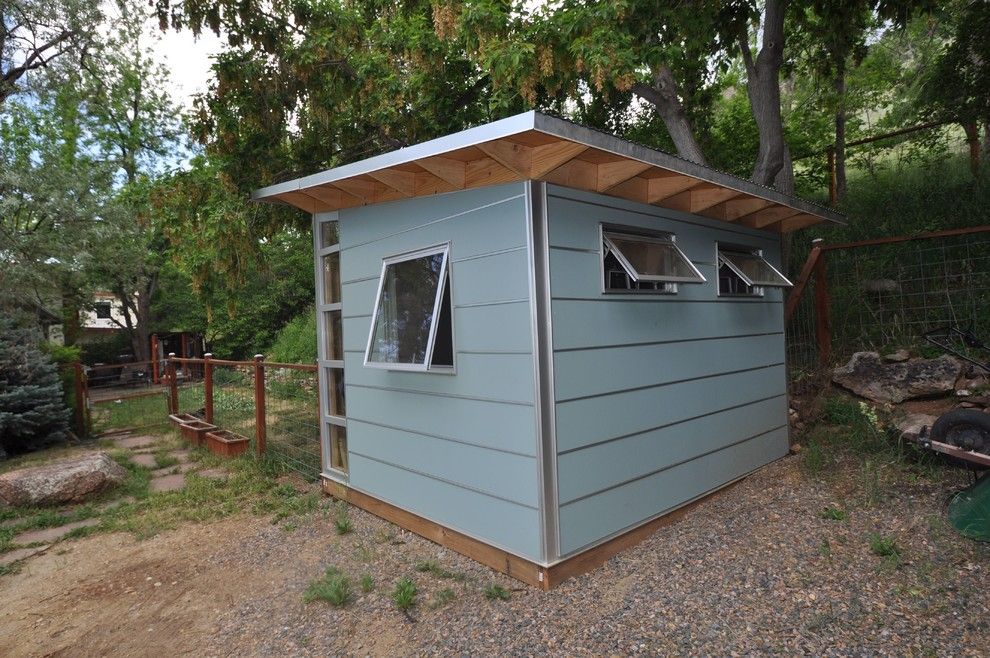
[367,251,446,365]
[320,221,339,248]
[603,251,669,292]
[329,423,348,472]
[718,262,755,295]
[322,252,341,304]
[324,310,343,360]
[603,231,704,283]
[719,250,792,287]
[325,367,345,416]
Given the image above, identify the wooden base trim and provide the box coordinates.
[322,476,740,590]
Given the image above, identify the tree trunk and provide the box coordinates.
[60,282,82,347]
[632,66,707,165]
[774,143,795,196]
[983,119,990,162]
[742,0,789,187]
[833,63,847,202]
[963,121,980,176]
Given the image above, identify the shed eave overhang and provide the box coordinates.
[252,111,844,233]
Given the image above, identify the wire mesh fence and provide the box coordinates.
[264,365,321,480]
[786,227,990,383]
[83,360,170,434]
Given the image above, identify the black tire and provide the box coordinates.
[930,409,990,454]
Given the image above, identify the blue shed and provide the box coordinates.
[253,112,843,588]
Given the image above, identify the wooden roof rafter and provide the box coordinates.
[254,111,845,232]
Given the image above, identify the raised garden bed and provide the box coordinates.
[179,419,217,446]
[168,412,199,428]
[205,429,250,458]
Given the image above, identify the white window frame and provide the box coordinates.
[716,242,792,297]
[600,224,706,295]
[363,243,455,374]
[314,212,347,481]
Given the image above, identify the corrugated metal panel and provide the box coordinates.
[546,186,789,558]
[338,183,544,562]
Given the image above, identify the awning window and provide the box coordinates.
[717,249,793,288]
[602,230,706,284]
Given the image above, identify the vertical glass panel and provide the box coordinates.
[320,221,339,248]
[324,310,343,361]
[329,423,348,473]
[325,367,345,416]
[367,251,445,365]
[322,252,341,304]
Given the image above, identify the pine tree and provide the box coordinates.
[0,319,70,457]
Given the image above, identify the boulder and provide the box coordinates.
[832,352,964,404]
[0,452,127,507]
[894,413,938,442]
[882,349,910,363]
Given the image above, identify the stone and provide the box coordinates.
[0,544,50,567]
[0,452,128,507]
[130,453,158,468]
[956,389,972,397]
[196,468,227,480]
[883,349,910,363]
[832,352,964,404]
[149,474,185,493]
[150,462,195,478]
[13,518,100,545]
[894,413,938,442]
[112,435,158,450]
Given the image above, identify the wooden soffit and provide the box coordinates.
[253,112,844,233]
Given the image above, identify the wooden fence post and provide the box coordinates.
[254,354,266,456]
[203,353,214,424]
[72,361,86,437]
[167,353,178,414]
[813,252,831,368]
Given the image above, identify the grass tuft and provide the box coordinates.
[820,506,848,521]
[304,566,352,606]
[334,501,353,535]
[429,587,456,609]
[359,573,374,593]
[483,584,511,601]
[414,559,466,581]
[391,577,417,610]
[869,533,899,557]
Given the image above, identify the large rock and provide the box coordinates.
[0,452,127,507]
[832,352,963,404]
[894,413,938,442]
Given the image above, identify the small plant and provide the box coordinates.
[392,577,417,610]
[483,584,511,601]
[801,437,827,474]
[869,533,899,557]
[360,574,374,593]
[334,502,353,535]
[304,566,352,606]
[818,537,831,558]
[430,587,456,609]
[820,506,848,521]
[414,559,465,581]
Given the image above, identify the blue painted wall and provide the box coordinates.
[545,184,790,557]
[337,182,544,561]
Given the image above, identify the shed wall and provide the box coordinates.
[337,182,543,561]
[545,184,790,556]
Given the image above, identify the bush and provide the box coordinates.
[0,320,70,457]
[267,307,316,364]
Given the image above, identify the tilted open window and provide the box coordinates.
[717,246,793,296]
[364,245,454,372]
[602,228,706,293]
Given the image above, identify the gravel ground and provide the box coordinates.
[201,453,990,657]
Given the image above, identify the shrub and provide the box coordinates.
[267,308,317,364]
[0,320,70,456]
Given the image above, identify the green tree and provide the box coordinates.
[0,318,70,457]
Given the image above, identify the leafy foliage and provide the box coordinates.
[267,308,316,364]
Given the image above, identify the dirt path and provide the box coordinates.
[1,454,988,657]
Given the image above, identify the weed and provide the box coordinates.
[0,560,23,576]
[153,450,179,470]
[869,533,899,557]
[392,577,417,610]
[281,522,298,533]
[484,584,511,601]
[360,574,374,593]
[334,502,353,535]
[857,460,887,505]
[820,506,848,521]
[819,537,832,559]
[429,587,456,609]
[801,437,828,474]
[414,560,466,581]
[304,567,352,606]
[355,543,376,563]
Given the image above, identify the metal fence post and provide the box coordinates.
[813,252,831,368]
[254,354,266,456]
[203,353,214,424]
[167,353,178,414]
[72,361,86,437]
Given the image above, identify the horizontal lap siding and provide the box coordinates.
[338,183,541,560]
[546,185,789,557]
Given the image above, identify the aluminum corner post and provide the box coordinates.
[525,180,560,563]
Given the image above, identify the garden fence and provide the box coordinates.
[167,355,322,480]
[786,226,990,381]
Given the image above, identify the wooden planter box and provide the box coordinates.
[205,429,250,457]
[169,412,199,428]
[179,419,217,446]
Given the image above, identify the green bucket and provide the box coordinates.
[949,473,990,541]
